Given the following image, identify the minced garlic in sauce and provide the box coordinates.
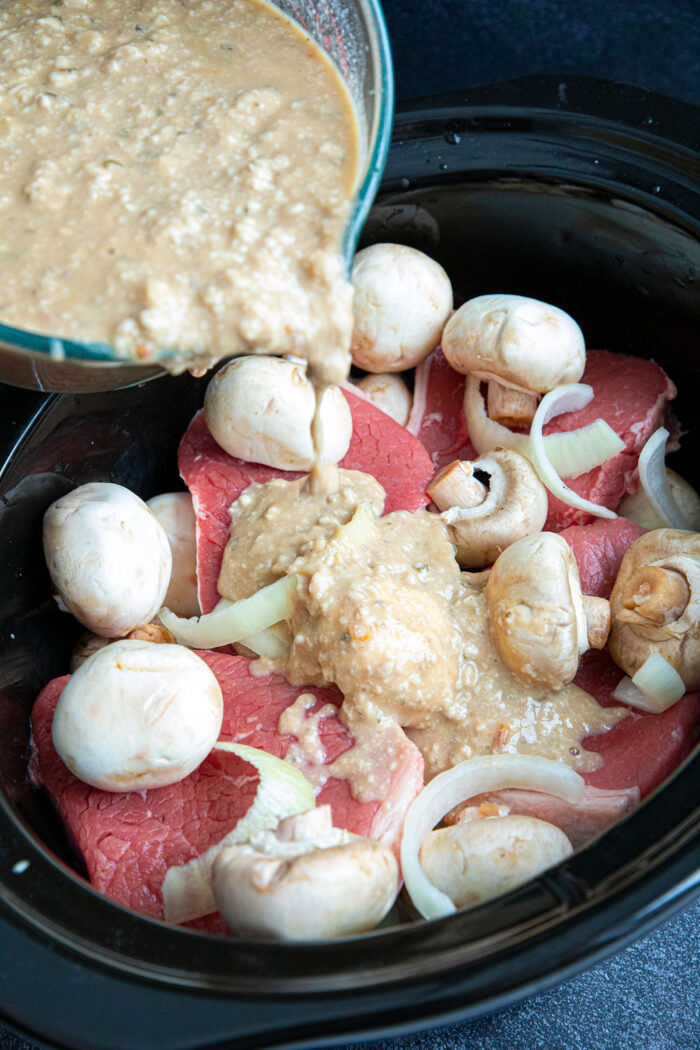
[0,0,358,382]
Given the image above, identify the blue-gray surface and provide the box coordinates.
[1,1,698,1049]
[384,0,700,103]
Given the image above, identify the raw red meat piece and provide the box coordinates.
[30,652,423,927]
[560,517,647,597]
[407,348,675,530]
[179,388,434,614]
[406,347,477,469]
[577,650,700,797]
[544,350,676,530]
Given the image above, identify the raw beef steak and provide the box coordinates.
[544,350,676,529]
[577,650,700,798]
[408,348,675,529]
[406,347,477,468]
[30,652,423,927]
[179,388,434,614]
[560,517,647,597]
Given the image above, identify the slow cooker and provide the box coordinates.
[0,77,698,1050]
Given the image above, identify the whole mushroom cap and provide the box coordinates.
[355,372,412,426]
[350,243,453,373]
[486,532,589,689]
[43,482,172,638]
[212,805,399,940]
[204,356,351,471]
[609,528,700,689]
[420,813,573,909]
[52,640,223,791]
[147,492,200,618]
[442,293,585,393]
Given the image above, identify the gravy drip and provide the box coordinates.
[279,692,404,802]
[0,0,358,382]
[221,473,626,783]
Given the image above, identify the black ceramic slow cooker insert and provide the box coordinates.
[0,77,698,1050]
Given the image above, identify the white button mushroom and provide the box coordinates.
[350,243,453,372]
[52,640,223,791]
[428,449,549,569]
[486,532,611,689]
[419,811,573,909]
[204,356,352,471]
[355,372,413,426]
[211,805,399,940]
[609,528,700,690]
[442,294,585,428]
[147,492,200,618]
[43,482,172,638]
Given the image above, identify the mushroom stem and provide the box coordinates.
[427,460,487,512]
[487,380,539,429]
[617,565,690,629]
[582,595,611,649]
[128,623,176,644]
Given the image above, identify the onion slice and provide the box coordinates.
[529,385,621,519]
[464,375,529,457]
[619,468,700,531]
[464,376,625,478]
[162,742,315,924]
[612,653,686,713]
[239,625,290,661]
[637,428,693,530]
[401,754,584,920]
[159,575,298,649]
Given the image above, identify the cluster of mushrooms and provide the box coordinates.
[40,242,699,940]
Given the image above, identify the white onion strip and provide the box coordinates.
[637,428,693,530]
[162,742,314,924]
[529,385,621,519]
[401,754,584,920]
[464,375,529,457]
[239,626,290,661]
[612,653,686,713]
[464,376,624,478]
[159,575,298,649]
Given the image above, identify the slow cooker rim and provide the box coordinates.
[0,76,698,1035]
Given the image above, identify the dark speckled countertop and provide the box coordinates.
[1,2,698,1048]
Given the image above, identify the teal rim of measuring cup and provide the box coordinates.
[341,0,395,269]
[0,0,394,366]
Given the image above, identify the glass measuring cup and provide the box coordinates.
[0,0,394,393]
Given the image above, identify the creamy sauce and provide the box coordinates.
[279,692,401,802]
[223,472,626,784]
[218,471,385,601]
[0,0,358,382]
